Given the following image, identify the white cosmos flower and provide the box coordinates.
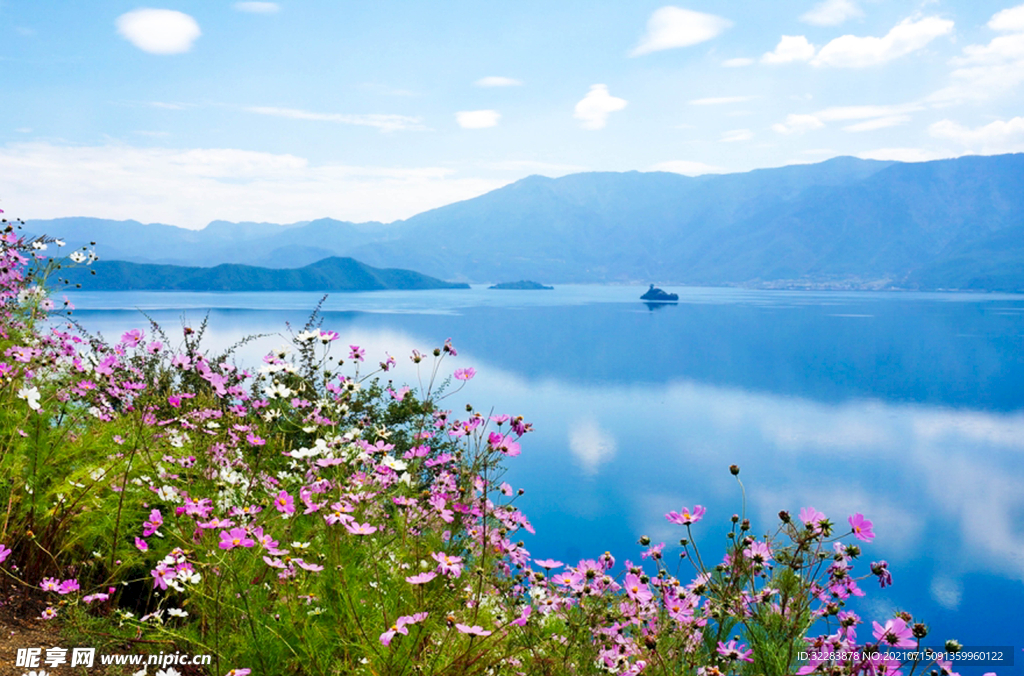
[17,386,41,410]
[296,329,320,343]
[69,251,87,263]
[265,382,293,399]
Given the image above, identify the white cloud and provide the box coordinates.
[842,115,912,132]
[771,113,825,134]
[455,110,501,129]
[0,142,506,229]
[812,16,954,68]
[630,6,732,56]
[573,84,627,130]
[930,576,963,610]
[116,9,201,55]
[800,0,863,27]
[689,95,756,105]
[568,419,617,475]
[930,7,1024,103]
[815,103,924,121]
[484,160,589,174]
[722,57,754,67]
[762,35,816,64]
[650,160,727,175]
[244,106,426,132]
[989,3,1024,32]
[720,128,754,142]
[234,2,280,13]
[928,117,1024,153]
[475,76,522,87]
[14,127,31,134]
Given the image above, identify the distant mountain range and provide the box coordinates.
[28,153,1024,291]
[59,257,468,292]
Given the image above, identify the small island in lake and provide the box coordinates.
[640,284,679,302]
[489,280,554,290]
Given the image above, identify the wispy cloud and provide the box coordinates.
[630,6,732,56]
[855,147,955,162]
[484,160,589,175]
[234,2,280,13]
[455,110,500,129]
[689,95,756,105]
[475,76,522,87]
[929,117,1024,153]
[800,0,863,27]
[244,106,427,132]
[0,142,505,228]
[762,35,816,64]
[812,16,954,68]
[720,129,754,142]
[771,113,825,134]
[930,6,1024,103]
[722,57,754,67]
[116,9,201,55]
[842,115,912,132]
[568,419,617,475]
[574,85,627,130]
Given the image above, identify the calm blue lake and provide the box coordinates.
[63,286,1024,669]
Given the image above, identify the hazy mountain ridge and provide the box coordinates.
[60,257,469,292]
[28,153,1024,291]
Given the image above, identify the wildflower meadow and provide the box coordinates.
[0,215,991,676]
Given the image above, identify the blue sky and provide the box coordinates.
[1,0,1022,227]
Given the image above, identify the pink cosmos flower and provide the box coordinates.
[744,541,773,566]
[274,490,295,516]
[152,563,175,590]
[533,559,563,570]
[872,618,915,648]
[219,527,256,550]
[717,639,754,663]
[135,537,149,552]
[454,367,476,381]
[390,386,411,402]
[349,345,365,362]
[666,505,706,526]
[799,506,826,528]
[83,593,110,604]
[623,573,654,603]
[510,605,532,627]
[344,522,378,535]
[40,577,61,592]
[0,543,11,563]
[225,670,252,676]
[58,578,80,595]
[432,551,464,577]
[405,571,437,585]
[142,509,163,536]
[455,624,491,637]
[120,329,144,347]
[380,612,429,645]
[246,433,265,446]
[849,513,875,542]
[293,558,324,572]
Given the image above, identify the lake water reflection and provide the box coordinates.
[64,286,1024,665]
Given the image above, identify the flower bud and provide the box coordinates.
[778,510,791,523]
[729,464,740,476]
[639,535,651,546]
[913,623,928,639]
[945,640,962,654]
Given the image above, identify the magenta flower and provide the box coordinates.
[510,605,532,627]
[83,593,110,604]
[666,504,706,525]
[219,527,255,550]
[717,639,754,663]
[799,506,826,528]
[349,345,365,362]
[274,490,295,516]
[142,508,163,536]
[380,612,429,645]
[623,573,654,603]
[0,543,10,563]
[151,563,175,590]
[454,367,476,381]
[40,577,61,592]
[432,551,464,578]
[58,578,80,595]
[849,513,875,542]
[871,560,893,588]
[246,433,265,446]
[344,521,378,535]
[406,571,437,584]
[120,329,144,347]
[872,618,915,648]
[225,670,252,676]
[135,537,149,552]
[533,559,563,570]
[455,623,491,637]
[744,541,773,566]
